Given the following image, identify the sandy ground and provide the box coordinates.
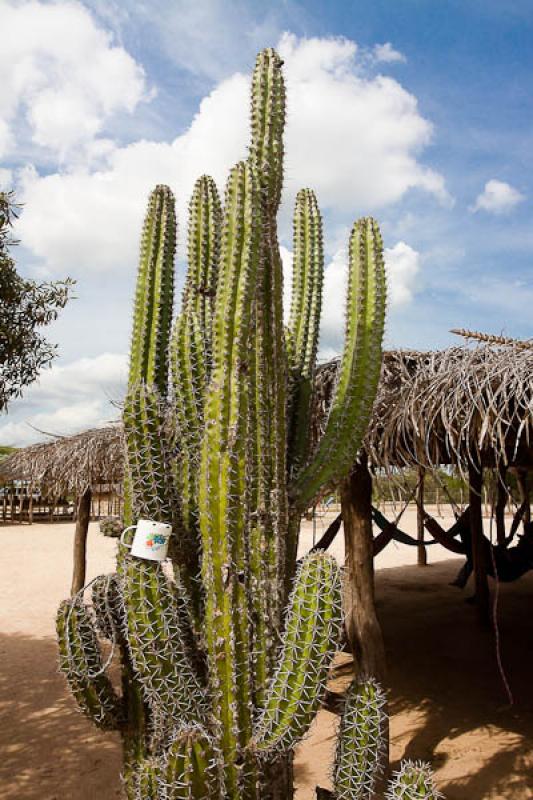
[1,508,532,799]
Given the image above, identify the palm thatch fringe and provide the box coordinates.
[2,344,533,496]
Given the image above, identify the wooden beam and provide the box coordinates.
[468,464,490,625]
[341,457,387,683]
[495,465,507,545]
[71,487,92,596]
[417,467,427,566]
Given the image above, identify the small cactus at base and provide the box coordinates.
[333,678,387,799]
[99,516,123,538]
[386,761,444,800]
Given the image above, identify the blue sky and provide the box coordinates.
[1,0,532,444]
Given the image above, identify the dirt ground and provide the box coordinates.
[1,509,532,799]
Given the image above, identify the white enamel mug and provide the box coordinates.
[120,519,172,562]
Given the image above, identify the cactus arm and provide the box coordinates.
[250,48,285,213]
[56,599,123,731]
[199,160,262,795]
[121,557,207,730]
[183,174,222,341]
[132,759,160,800]
[160,725,223,800]
[333,678,387,800]
[252,552,342,754]
[123,382,171,523]
[386,761,444,799]
[91,573,124,642]
[290,217,386,511]
[287,189,324,475]
[170,310,207,533]
[288,189,324,381]
[128,184,176,396]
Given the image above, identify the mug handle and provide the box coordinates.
[120,525,136,548]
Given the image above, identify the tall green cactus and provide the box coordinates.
[55,47,443,800]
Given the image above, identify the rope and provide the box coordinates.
[488,509,514,705]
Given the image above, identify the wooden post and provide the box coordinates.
[416,467,427,566]
[517,469,531,526]
[341,457,386,682]
[495,465,507,545]
[28,481,34,525]
[468,464,490,625]
[71,487,92,596]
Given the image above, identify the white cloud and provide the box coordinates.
[318,239,421,355]
[0,167,13,189]
[0,1,148,160]
[471,179,525,214]
[15,33,449,276]
[0,353,126,446]
[384,241,421,305]
[373,42,406,63]
[130,0,283,82]
[279,33,450,210]
[319,248,349,356]
[16,73,250,271]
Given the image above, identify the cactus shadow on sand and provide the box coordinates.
[0,633,122,800]
[378,560,533,799]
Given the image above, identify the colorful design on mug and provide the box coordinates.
[146,534,167,550]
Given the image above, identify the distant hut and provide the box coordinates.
[0,424,123,593]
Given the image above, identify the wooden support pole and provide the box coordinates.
[468,464,490,625]
[71,487,92,596]
[28,482,34,525]
[341,457,388,777]
[495,465,507,545]
[417,467,427,566]
[341,457,387,683]
[517,469,531,526]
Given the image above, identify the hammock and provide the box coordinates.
[371,506,439,548]
[452,522,533,586]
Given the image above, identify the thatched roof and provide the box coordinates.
[2,342,532,494]
[315,344,533,473]
[0,424,123,494]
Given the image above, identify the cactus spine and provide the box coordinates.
[55,47,441,800]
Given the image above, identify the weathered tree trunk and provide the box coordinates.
[341,457,386,683]
[71,487,92,596]
[468,465,490,625]
[341,457,388,788]
[417,467,427,566]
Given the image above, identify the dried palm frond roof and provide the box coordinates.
[2,342,533,494]
[0,423,123,494]
[314,343,533,473]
